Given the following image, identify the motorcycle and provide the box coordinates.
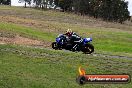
[52,34,94,54]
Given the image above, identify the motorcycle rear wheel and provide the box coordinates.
[52,42,58,50]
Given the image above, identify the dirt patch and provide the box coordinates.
[0,16,62,33]
[0,35,51,47]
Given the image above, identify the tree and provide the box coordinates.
[33,0,130,23]
[33,0,51,9]
[24,0,32,8]
[0,0,10,5]
[54,0,72,11]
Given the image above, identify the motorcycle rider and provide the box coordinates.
[65,29,82,50]
[52,29,94,53]
[65,29,81,42]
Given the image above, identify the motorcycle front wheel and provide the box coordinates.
[82,44,94,54]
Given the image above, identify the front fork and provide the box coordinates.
[72,43,81,51]
[72,44,78,51]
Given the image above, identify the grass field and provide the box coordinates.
[0,6,132,88]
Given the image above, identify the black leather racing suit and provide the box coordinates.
[69,32,82,47]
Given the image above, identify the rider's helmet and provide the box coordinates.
[65,29,73,37]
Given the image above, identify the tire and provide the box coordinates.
[52,42,58,50]
[82,44,94,54]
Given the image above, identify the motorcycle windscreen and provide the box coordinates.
[83,38,92,43]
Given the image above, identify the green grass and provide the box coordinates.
[0,21,132,56]
[0,6,132,88]
[0,44,132,88]
[0,22,56,41]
